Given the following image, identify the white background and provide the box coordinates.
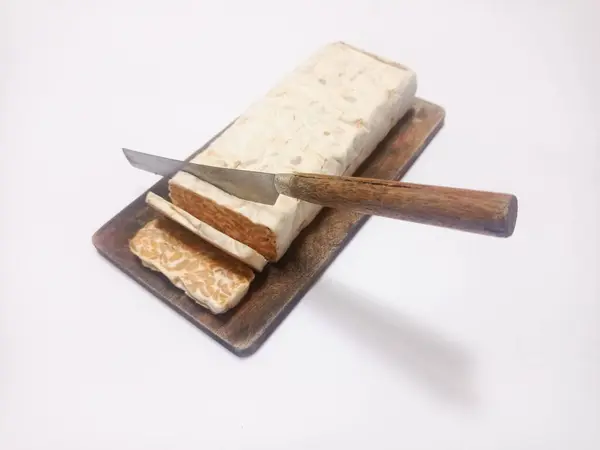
[1,0,599,449]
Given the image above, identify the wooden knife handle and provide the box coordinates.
[274,173,518,237]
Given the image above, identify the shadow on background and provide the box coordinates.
[310,278,478,408]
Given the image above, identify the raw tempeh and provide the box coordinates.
[129,218,254,314]
[145,191,267,272]
[168,41,417,261]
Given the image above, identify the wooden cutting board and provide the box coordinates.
[92,97,445,356]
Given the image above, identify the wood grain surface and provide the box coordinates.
[274,173,518,237]
[92,98,445,357]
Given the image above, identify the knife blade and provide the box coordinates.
[122,148,280,204]
[122,147,518,237]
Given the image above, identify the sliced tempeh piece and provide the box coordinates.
[168,41,417,262]
[145,191,267,272]
[129,218,255,314]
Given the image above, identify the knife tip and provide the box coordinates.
[121,147,136,160]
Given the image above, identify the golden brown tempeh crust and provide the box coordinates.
[168,183,278,261]
[129,218,255,314]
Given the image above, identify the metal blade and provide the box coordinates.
[122,148,279,205]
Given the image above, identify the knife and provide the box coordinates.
[122,148,518,237]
